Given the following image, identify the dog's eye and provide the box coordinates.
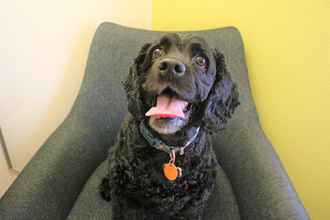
[195,56,207,67]
[152,48,164,59]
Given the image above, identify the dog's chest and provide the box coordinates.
[112,143,216,212]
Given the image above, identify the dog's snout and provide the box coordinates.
[159,58,186,79]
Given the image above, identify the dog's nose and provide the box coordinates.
[158,58,186,79]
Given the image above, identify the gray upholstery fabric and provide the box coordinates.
[0,22,309,220]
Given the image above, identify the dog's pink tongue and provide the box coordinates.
[145,95,188,118]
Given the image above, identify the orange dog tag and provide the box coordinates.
[163,163,178,181]
[163,163,182,181]
[163,150,182,181]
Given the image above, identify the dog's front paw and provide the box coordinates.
[99,176,112,201]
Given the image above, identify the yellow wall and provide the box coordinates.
[152,1,329,219]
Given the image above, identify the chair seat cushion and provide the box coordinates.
[67,160,240,220]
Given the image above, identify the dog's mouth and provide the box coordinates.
[145,87,192,119]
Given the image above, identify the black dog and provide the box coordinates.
[100,33,239,220]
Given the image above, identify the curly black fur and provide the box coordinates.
[100,34,239,220]
[198,49,240,133]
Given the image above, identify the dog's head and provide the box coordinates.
[124,33,239,135]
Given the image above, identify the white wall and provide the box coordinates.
[0,1,152,171]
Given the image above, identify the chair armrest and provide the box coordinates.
[213,124,310,220]
[0,114,114,220]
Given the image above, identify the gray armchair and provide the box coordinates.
[0,22,309,220]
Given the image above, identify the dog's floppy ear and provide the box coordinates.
[123,43,151,121]
[201,49,240,133]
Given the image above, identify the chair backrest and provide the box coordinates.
[66,22,309,219]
